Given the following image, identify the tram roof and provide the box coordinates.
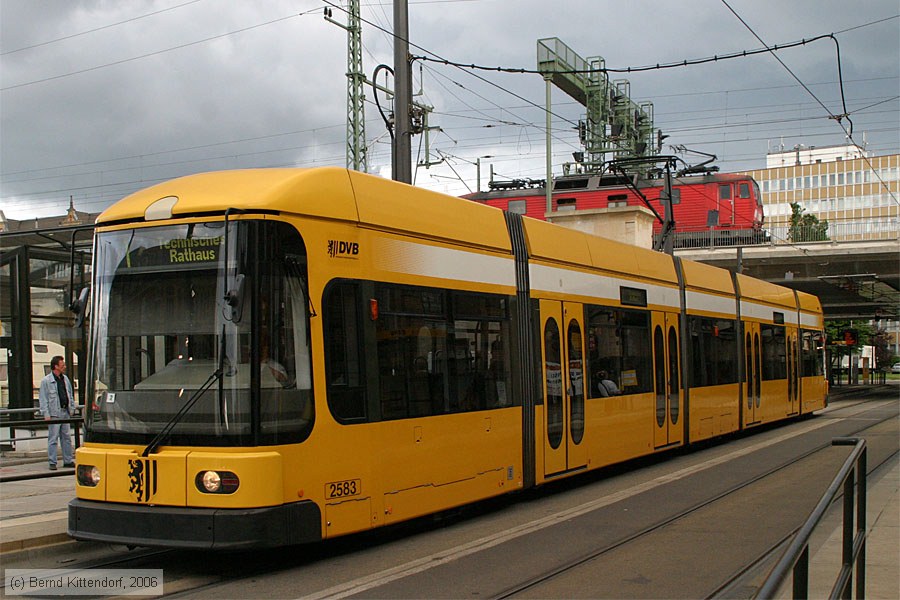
[521,217,678,285]
[796,290,823,314]
[681,259,735,296]
[97,168,809,312]
[97,167,513,253]
[736,273,797,309]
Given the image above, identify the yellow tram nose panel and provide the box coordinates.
[186,451,283,508]
[104,450,189,506]
[74,447,107,501]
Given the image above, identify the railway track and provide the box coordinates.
[2,397,894,598]
[491,408,897,599]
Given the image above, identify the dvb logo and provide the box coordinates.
[328,240,360,258]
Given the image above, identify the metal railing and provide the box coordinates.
[656,218,899,250]
[655,228,771,249]
[0,406,84,449]
[757,437,867,599]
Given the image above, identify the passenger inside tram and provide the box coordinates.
[596,370,621,397]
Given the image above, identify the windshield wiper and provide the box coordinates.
[141,362,223,458]
[142,324,231,457]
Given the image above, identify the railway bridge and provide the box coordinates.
[676,237,899,322]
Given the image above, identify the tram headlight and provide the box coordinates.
[201,471,221,492]
[195,470,240,494]
[77,465,101,487]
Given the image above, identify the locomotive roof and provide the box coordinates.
[464,171,754,201]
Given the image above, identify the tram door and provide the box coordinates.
[744,322,762,425]
[787,329,800,415]
[540,300,588,477]
[652,312,683,449]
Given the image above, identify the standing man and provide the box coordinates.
[39,355,76,470]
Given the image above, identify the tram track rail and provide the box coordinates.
[489,408,897,600]
[709,447,898,599]
[179,401,898,599]
[2,398,894,598]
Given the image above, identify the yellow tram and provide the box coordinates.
[68,168,826,548]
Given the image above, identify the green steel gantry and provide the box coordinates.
[537,38,658,174]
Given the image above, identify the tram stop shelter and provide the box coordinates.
[0,206,97,428]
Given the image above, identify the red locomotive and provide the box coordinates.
[464,171,767,248]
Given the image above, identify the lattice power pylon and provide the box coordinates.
[345,0,367,172]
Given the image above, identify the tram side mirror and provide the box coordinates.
[224,274,245,322]
[70,287,90,328]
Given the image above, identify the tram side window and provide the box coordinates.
[373,283,512,421]
[688,317,738,387]
[761,324,787,380]
[800,329,824,377]
[452,292,512,412]
[323,282,367,422]
[375,285,447,420]
[585,306,652,397]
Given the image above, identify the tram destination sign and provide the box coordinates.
[122,236,224,270]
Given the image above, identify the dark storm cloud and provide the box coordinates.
[1,0,897,217]
[1,0,346,216]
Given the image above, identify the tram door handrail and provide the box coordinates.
[756,437,867,600]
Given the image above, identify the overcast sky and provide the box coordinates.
[1,0,897,221]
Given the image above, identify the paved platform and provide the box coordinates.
[0,456,74,553]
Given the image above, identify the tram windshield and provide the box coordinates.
[86,220,313,446]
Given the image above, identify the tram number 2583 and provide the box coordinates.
[326,479,361,499]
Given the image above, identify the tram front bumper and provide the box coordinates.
[67,498,322,549]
